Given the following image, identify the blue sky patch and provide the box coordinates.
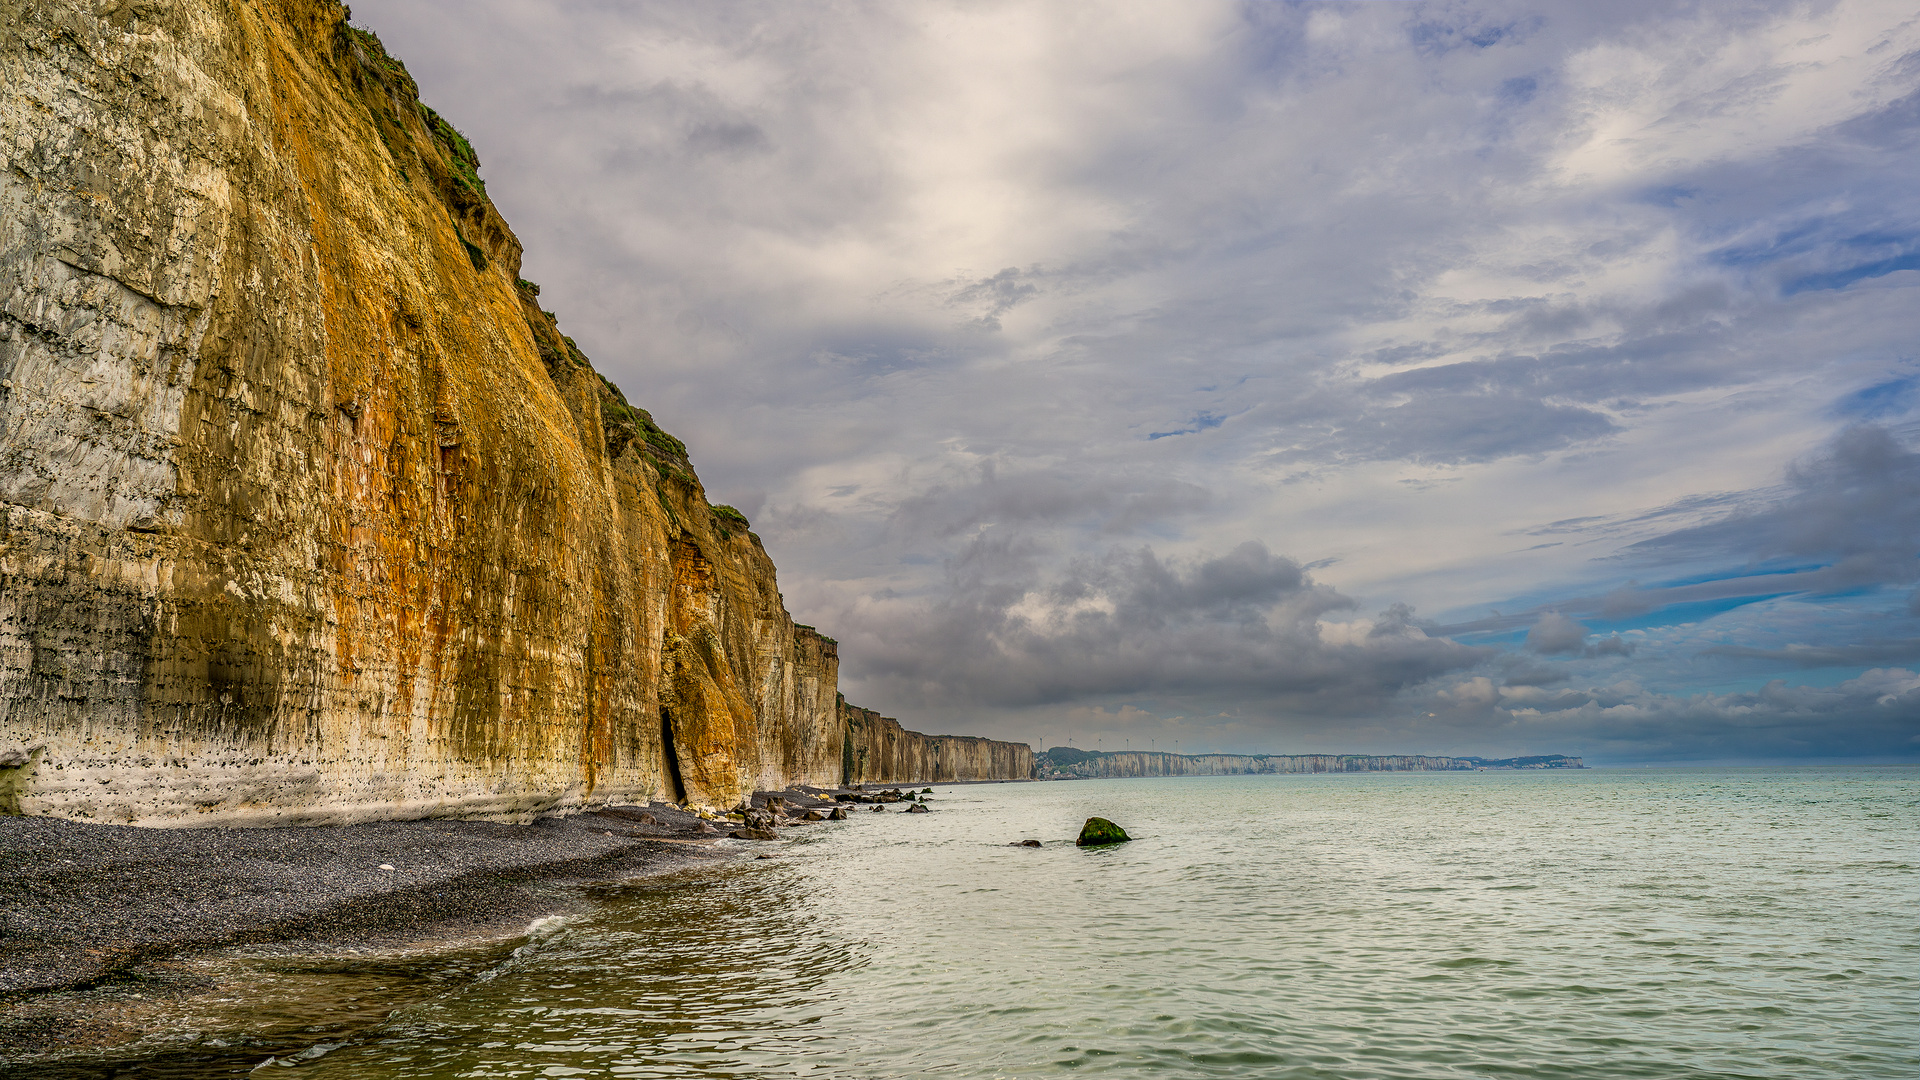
[1149,412,1226,440]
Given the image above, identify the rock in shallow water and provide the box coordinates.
[828,807,849,820]
[906,802,930,813]
[1011,839,1043,847]
[1076,817,1131,846]
[730,827,778,841]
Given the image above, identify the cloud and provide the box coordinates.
[1630,425,1920,567]
[1525,612,1588,654]
[834,539,1488,716]
[364,0,1920,761]
[1425,668,1920,763]
[1442,425,1920,634]
[1700,639,1920,669]
[888,467,1212,541]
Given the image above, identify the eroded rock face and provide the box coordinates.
[0,0,844,823]
[840,697,1033,785]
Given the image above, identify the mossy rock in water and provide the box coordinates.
[1076,817,1131,846]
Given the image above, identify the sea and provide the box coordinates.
[24,767,1919,1078]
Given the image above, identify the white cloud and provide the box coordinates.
[368,0,1920,761]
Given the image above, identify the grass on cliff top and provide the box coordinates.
[595,372,689,462]
[343,24,408,81]
[416,103,485,195]
[342,22,485,203]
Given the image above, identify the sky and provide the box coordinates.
[367,0,1920,764]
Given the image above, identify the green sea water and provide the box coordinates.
[29,767,1920,1078]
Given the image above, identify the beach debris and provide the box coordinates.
[378,864,395,871]
[1076,817,1131,846]
[906,802,930,813]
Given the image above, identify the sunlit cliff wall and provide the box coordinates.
[0,0,852,823]
[840,698,1033,785]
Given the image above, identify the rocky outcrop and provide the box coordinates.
[1075,817,1130,846]
[1035,750,1583,779]
[0,1,857,823]
[840,697,1033,785]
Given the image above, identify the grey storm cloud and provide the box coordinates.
[1623,425,1920,591]
[368,0,1920,760]
[1442,425,1920,635]
[835,539,1488,715]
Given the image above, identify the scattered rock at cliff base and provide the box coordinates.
[1011,840,1043,848]
[906,802,930,814]
[828,807,849,820]
[730,827,778,841]
[1076,817,1131,846]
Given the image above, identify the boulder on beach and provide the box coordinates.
[829,807,849,820]
[803,811,826,822]
[730,827,778,841]
[1076,817,1131,846]
[906,802,930,814]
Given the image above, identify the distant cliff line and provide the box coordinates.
[1035,748,1584,779]
[841,698,1033,785]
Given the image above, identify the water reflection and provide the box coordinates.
[300,861,864,1079]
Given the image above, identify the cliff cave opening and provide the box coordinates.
[660,708,688,804]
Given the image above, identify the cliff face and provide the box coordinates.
[1036,750,1584,779]
[0,0,849,823]
[841,698,1033,785]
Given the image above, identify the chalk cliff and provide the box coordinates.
[0,0,1017,825]
[1035,749,1584,778]
[840,698,1033,785]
